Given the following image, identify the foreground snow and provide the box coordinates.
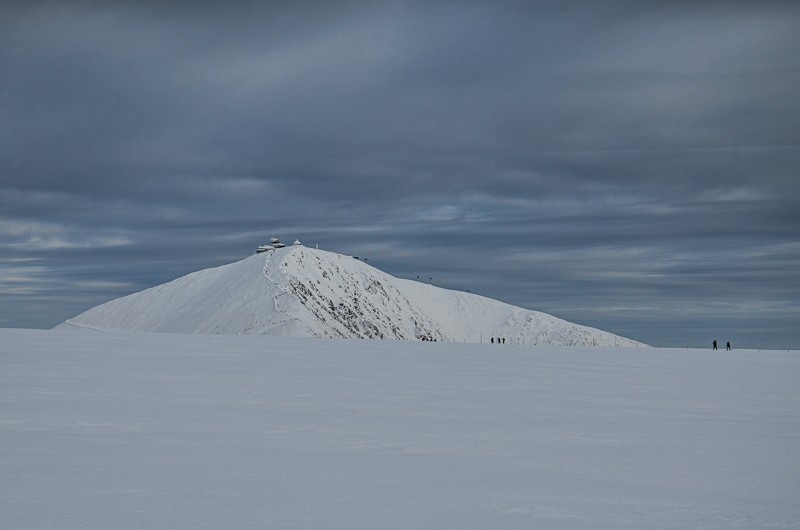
[1,329,798,529]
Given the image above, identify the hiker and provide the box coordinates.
[713,339,718,350]
[491,337,494,344]
[502,338,505,344]
[726,341,731,351]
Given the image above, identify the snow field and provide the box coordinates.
[1,329,798,529]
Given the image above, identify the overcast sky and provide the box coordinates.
[2,1,798,348]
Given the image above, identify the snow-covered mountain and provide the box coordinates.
[57,245,641,346]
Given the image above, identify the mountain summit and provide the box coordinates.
[57,245,641,346]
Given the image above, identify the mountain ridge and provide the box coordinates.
[57,246,643,346]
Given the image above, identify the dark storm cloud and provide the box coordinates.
[1,1,799,347]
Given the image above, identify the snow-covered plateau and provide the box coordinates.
[56,245,640,347]
[1,328,798,529]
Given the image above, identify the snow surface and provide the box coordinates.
[56,246,640,346]
[2,328,798,529]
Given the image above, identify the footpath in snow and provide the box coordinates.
[1,329,798,529]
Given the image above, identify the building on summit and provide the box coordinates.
[256,236,302,254]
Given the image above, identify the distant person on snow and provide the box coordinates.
[713,339,718,350]
[491,337,494,344]
[726,341,731,351]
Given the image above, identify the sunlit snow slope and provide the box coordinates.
[57,246,640,346]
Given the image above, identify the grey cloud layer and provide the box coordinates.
[1,1,798,347]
